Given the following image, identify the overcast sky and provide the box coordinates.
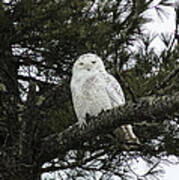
[136,1,179,180]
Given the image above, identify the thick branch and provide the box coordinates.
[40,92,179,163]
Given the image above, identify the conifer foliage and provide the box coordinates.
[0,0,178,179]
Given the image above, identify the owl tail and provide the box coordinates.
[113,124,140,150]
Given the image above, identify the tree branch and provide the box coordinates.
[40,92,179,163]
[147,66,179,96]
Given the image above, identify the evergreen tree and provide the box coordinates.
[0,0,178,179]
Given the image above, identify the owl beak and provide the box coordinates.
[85,64,92,71]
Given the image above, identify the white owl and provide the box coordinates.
[71,53,139,144]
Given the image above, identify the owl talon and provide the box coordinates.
[78,121,87,129]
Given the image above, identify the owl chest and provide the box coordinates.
[79,76,104,97]
[77,76,111,113]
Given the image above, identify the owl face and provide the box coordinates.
[72,53,106,74]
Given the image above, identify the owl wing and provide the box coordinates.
[102,73,140,144]
[102,72,125,107]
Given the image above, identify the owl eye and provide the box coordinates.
[79,62,84,66]
[91,61,96,64]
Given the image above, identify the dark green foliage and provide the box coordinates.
[0,0,178,180]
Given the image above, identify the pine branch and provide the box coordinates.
[40,92,179,163]
[147,66,179,96]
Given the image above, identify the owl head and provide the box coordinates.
[72,53,106,74]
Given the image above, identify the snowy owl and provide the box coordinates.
[71,53,139,143]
